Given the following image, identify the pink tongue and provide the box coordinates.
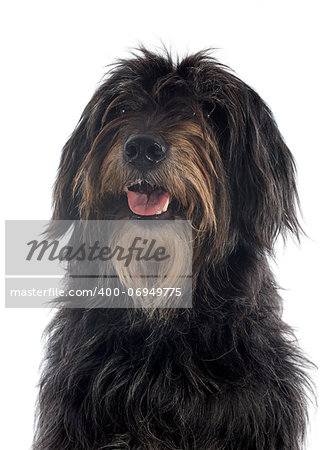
[127,190,169,216]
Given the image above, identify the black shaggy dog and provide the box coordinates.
[34,48,312,450]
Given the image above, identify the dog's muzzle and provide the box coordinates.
[123,134,167,170]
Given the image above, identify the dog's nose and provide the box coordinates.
[123,134,167,169]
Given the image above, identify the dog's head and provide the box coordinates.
[51,48,300,261]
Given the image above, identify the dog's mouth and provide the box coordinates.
[125,181,172,219]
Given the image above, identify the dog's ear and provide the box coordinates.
[48,90,109,237]
[47,115,89,237]
[213,83,301,252]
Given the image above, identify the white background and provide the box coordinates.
[1,1,325,448]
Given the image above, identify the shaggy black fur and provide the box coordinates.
[33,48,312,450]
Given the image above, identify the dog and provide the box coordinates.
[33,47,312,449]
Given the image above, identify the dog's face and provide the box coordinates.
[51,48,300,262]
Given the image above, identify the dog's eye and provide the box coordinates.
[112,105,130,116]
[203,103,216,119]
[112,106,127,116]
[110,106,130,118]
[118,105,138,115]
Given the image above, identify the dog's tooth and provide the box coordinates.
[162,197,169,213]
